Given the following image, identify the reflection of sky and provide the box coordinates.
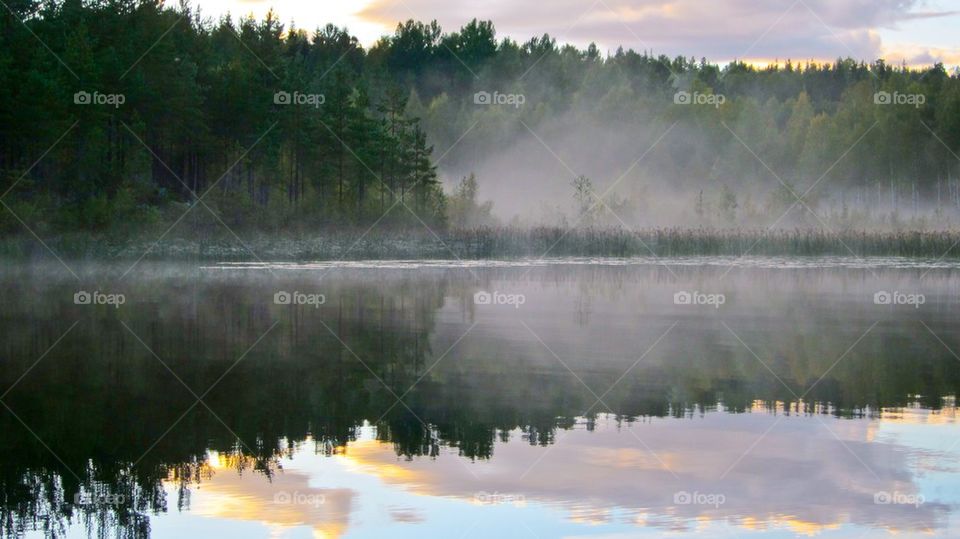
[61,406,958,538]
[17,265,960,538]
[874,404,960,510]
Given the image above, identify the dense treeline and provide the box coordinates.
[2,1,960,237]
[387,21,960,227]
[0,1,445,234]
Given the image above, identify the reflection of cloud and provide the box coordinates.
[359,0,955,65]
[389,505,426,523]
[880,403,957,425]
[739,515,841,536]
[343,411,953,534]
[182,451,355,538]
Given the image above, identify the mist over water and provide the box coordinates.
[419,58,960,231]
[2,259,959,538]
[437,110,960,229]
[3,1,960,537]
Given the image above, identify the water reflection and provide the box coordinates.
[1,260,958,537]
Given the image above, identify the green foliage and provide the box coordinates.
[572,174,595,223]
[2,5,960,237]
[717,184,738,224]
[447,173,494,228]
[0,3,449,235]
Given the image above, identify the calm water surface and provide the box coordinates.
[2,258,959,538]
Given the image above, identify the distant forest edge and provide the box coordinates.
[3,1,960,246]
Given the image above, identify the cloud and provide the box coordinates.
[881,43,960,67]
[360,0,955,63]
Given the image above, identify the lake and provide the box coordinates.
[2,257,959,538]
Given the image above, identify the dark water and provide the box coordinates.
[1,258,959,538]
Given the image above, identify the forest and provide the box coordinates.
[2,0,960,241]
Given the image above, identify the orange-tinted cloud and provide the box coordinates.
[341,411,954,535]
[181,451,356,538]
[359,0,958,66]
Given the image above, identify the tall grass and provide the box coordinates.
[2,226,959,261]
[449,227,960,259]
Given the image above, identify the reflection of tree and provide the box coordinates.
[0,272,452,537]
[1,267,959,536]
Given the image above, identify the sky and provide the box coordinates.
[140,410,959,539]
[191,0,960,67]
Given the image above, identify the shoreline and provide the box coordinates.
[3,227,960,261]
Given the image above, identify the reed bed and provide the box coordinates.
[446,227,960,259]
[2,227,960,261]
